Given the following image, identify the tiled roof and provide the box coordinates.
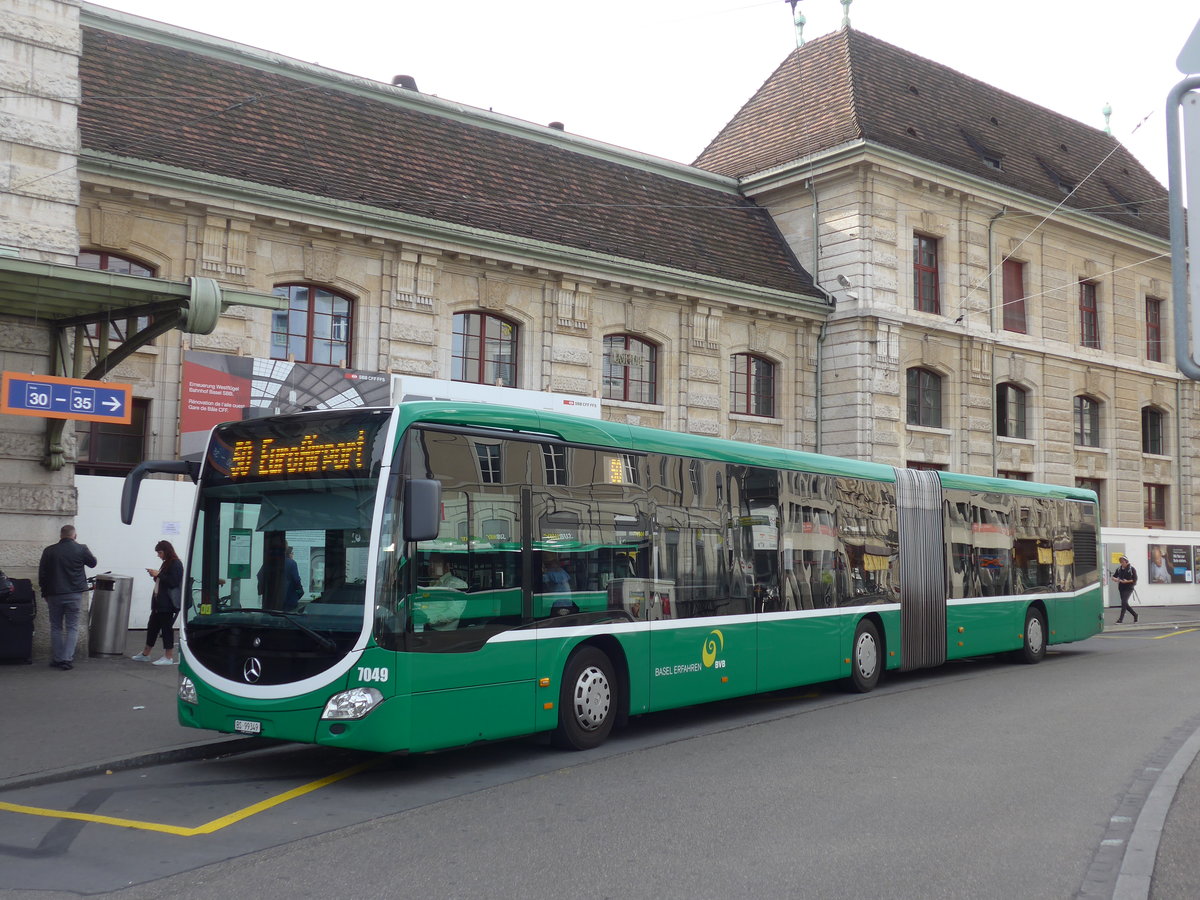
[695,29,1167,240]
[78,26,822,300]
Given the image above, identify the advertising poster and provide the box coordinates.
[181,350,391,461]
[1147,544,1193,584]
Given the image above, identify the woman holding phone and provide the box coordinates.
[131,540,184,665]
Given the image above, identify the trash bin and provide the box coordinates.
[0,578,36,664]
[89,574,134,658]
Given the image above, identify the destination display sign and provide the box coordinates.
[230,430,370,479]
[207,409,391,484]
[1,372,133,424]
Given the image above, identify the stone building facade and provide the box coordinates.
[0,0,82,570]
[696,28,1181,530]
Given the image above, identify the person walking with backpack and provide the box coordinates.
[38,524,98,669]
[1113,555,1139,624]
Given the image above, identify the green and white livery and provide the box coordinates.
[123,403,1102,752]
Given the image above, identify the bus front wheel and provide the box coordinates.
[552,646,616,751]
[1017,607,1047,664]
[849,619,882,693]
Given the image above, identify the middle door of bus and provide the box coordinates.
[403,431,536,749]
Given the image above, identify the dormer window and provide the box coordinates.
[961,130,1003,171]
[1105,181,1141,217]
[1036,157,1075,195]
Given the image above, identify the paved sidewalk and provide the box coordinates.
[0,629,254,789]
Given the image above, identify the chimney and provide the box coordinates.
[392,75,418,91]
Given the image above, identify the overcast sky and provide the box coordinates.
[94,0,1197,197]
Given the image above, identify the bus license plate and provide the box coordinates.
[234,719,261,735]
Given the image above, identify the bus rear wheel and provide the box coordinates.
[1017,607,1047,664]
[552,646,616,750]
[849,619,882,693]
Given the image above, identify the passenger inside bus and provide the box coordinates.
[256,532,304,611]
[424,553,467,590]
[541,554,572,592]
[414,553,468,631]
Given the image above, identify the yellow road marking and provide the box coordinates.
[1153,628,1199,639]
[0,757,378,837]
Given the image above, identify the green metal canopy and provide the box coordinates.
[0,256,285,333]
[0,255,287,470]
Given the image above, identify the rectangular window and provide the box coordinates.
[1074,396,1100,447]
[1076,478,1104,525]
[906,368,942,428]
[1079,281,1100,349]
[1142,408,1164,455]
[1146,297,1163,362]
[474,442,502,484]
[913,234,940,314]
[75,398,149,477]
[997,470,1030,481]
[541,445,568,485]
[1002,260,1027,333]
[996,384,1027,439]
[1144,484,1167,528]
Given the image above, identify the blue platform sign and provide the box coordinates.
[1,372,133,424]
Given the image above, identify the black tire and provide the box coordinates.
[849,618,882,693]
[552,646,616,750]
[1018,607,1047,664]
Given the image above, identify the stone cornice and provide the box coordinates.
[739,141,1170,253]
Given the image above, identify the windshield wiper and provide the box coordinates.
[260,609,338,650]
[209,607,338,650]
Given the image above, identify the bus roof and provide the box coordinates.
[389,402,1098,504]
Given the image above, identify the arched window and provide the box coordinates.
[78,250,154,278]
[272,284,353,366]
[77,251,155,342]
[730,353,775,417]
[453,312,518,386]
[995,383,1027,439]
[1074,395,1101,448]
[1142,406,1166,455]
[603,335,658,404]
[906,367,942,427]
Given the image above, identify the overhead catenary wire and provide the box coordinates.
[950,108,1158,322]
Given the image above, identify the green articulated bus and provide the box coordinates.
[122,402,1103,753]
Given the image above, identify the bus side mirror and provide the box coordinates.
[403,478,441,542]
[121,459,200,525]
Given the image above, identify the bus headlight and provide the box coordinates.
[322,687,383,720]
[178,675,198,705]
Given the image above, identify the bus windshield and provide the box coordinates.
[184,409,391,685]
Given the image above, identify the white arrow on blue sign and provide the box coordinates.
[1,372,133,425]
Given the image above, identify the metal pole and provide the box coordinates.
[1166,75,1200,379]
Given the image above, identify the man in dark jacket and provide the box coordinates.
[38,525,98,669]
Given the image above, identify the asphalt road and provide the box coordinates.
[2,626,1197,900]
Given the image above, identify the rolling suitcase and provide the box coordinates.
[0,578,35,664]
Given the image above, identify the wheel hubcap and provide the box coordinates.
[856,633,878,679]
[572,665,612,731]
[1028,617,1044,653]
